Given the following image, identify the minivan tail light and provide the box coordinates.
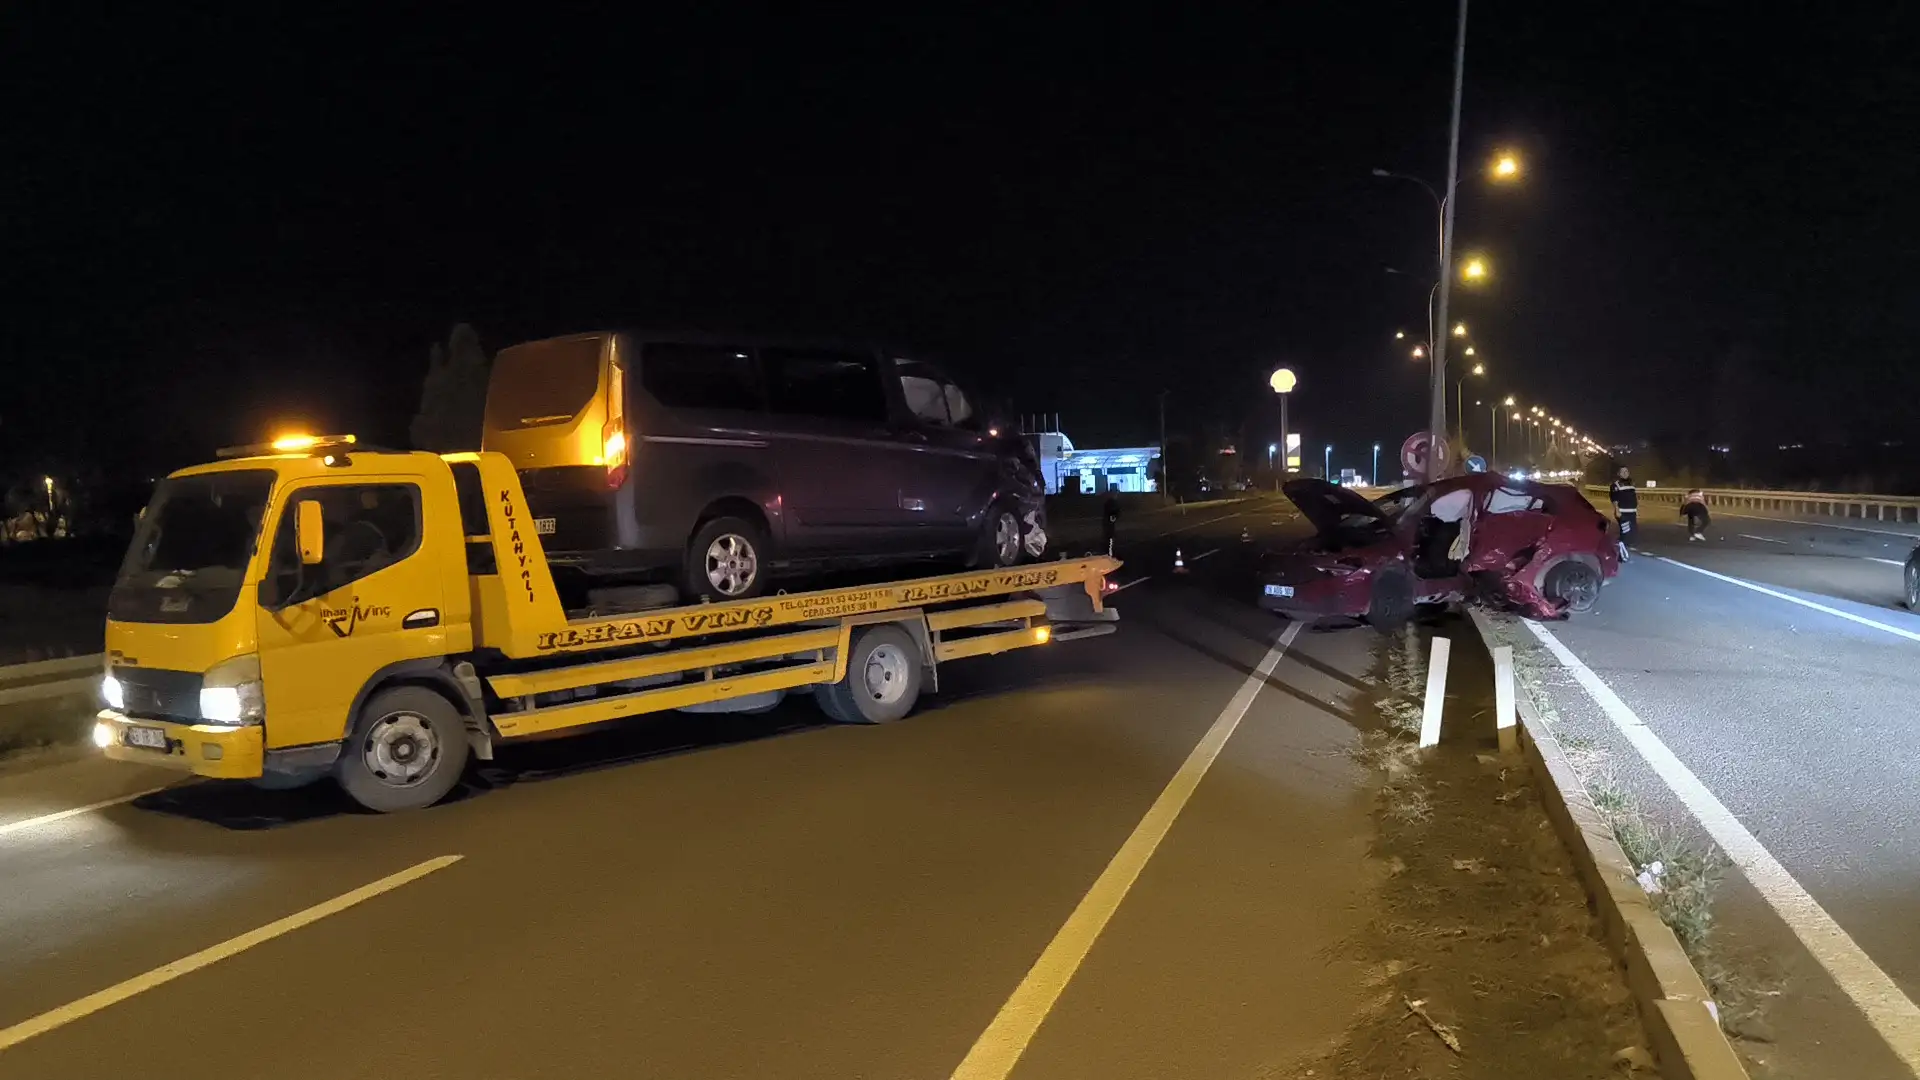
[603,426,628,490]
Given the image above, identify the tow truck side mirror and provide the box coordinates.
[296,500,325,565]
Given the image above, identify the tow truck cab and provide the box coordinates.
[96,436,1119,811]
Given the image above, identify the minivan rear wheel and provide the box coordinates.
[685,516,769,601]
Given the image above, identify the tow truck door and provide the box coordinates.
[255,477,450,749]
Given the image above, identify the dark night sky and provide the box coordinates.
[4,4,1918,478]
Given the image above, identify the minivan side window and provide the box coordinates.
[763,348,888,423]
[894,359,951,425]
[639,343,764,411]
[265,484,423,601]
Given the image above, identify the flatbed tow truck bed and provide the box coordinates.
[95,443,1122,811]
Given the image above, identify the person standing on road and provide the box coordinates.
[1682,488,1710,542]
[1609,467,1638,560]
[1101,493,1121,554]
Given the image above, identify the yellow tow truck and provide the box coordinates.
[95,435,1120,811]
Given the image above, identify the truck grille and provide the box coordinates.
[114,667,203,723]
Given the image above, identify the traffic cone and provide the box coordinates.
[1173,548,1188,574]
[1240,527,1252,543]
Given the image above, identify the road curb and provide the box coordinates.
[1467,611,1748,1080]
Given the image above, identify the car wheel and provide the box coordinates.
[975,505,1024,569]
[334,686,470,813]
[814,624,924,724]
[1365,569,1416,633]
[685,516,769,601]
[1543,560,1602,614]
[1906,558,1919,610]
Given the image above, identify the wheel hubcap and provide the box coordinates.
[995,513,1021,564]
[705,534,759,596]
[862,643,911,705]
[364,712,439,787]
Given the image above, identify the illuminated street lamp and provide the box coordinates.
[1461,256,1489,282]
[1270,367,1297,478]
[1463,345,1476,356]
[1452,323,1468,338]
[1492,152,1521,181]
[42,475,54,520]
[1394,330,1407,340]
[1411,344,1426,359]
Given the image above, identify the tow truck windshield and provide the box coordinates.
[108,469,275,624]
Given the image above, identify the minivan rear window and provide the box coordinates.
[485,336,605,429]
[640,343,763,411]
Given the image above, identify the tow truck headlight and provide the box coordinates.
[199,654,265,725]
[101,675,124,710]
[92,722,116,748]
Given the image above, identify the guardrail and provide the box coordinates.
[1583,485,1920,525]
[0,653,103,708]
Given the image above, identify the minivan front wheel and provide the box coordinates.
[975,506,1023,568]
[685,516,769,601]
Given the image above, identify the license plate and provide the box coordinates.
[1264,584,1294,598]
[125,726,169,750]
[534,518,556,536]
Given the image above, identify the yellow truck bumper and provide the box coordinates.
[96,711,264,780]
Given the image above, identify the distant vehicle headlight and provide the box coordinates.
[101,675,124,710]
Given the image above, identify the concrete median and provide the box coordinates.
[0,654,103,757]
[1467,609,1748,1080]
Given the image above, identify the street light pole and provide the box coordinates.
[1372,442,1381,486]
[1324,444,1332,481]
[1158,389,1169,502]
[1427,0,1470,481]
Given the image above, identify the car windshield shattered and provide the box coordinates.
[109,469,276,624]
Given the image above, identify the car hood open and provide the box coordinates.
[1283,478,1391,537]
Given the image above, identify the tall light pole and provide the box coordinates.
[1324,443,1333,481]
[1372,442,1381,486]
[1269,368,1297,484]
[1427,0,1471,481]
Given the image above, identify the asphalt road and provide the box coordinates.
[1516,505,1920,1078]
[0,498,1407,1080]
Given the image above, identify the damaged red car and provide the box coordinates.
[1257,475,1619,628]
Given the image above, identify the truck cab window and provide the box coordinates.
[268,483,423,601]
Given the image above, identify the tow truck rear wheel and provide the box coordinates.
[335,685,470,813]
[815,624,924,724]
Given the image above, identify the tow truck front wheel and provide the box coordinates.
[335,686,470,813]
[815,624,924,724]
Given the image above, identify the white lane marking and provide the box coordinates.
[950,621,1304,1080]
[1656,557,1920,643]
[1717,511,1920,540]
[1736,533,1788,545]
[1867,558,1906,567]
[1108,576,1151,593]
[0,855,464,1053]
[1190,549,1221,562]
[0,787,171,839]
[1523,620,1920,1072]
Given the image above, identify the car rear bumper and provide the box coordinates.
[96,711,264,779]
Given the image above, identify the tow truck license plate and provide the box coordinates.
[534,518,556,535]
[1264,584,1294,598]
[125,726,168,750]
